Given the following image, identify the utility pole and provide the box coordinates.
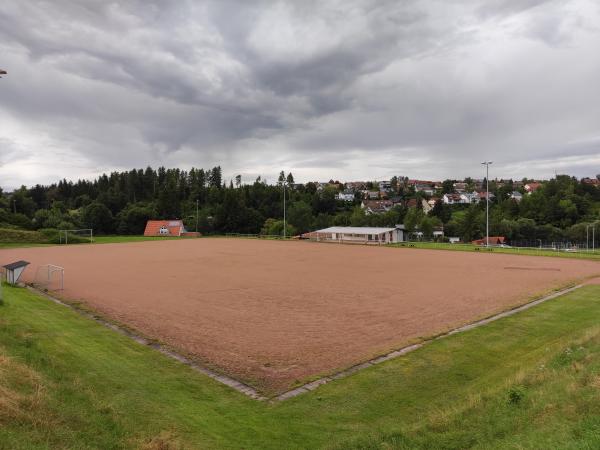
[481,161,493,247]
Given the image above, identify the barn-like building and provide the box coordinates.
[143,220,200,237]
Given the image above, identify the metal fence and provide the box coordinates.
[223,233,295,240]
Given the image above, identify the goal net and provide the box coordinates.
[59,229,93,244]
[32,264,64,291]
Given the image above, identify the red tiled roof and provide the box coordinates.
[144,220,184,237]
[525,182,542,192]
[472,236,506,245]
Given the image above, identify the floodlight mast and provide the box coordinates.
[481,161,493,247]
[283,180,287,239]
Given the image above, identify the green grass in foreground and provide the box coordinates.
[1,284,600,449]
[389,241,600,260]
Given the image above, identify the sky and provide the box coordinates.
[1,0,599,190]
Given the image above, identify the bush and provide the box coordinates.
[508,386,525,405]
[37,228,89,244]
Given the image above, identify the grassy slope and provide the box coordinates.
[389,241,600,260]
[1,284,600,449]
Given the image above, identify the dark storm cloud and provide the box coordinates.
[0,0,599,189]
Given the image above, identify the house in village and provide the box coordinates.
[143,220,200,237]
[361,199,394,214]
[510,191,523,202]
[336,190,355,202]
[524,182,542,194]
[442,193,462,205]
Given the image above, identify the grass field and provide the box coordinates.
[0,235,185,249]
[1,283,600,449]
[389,241,600,260]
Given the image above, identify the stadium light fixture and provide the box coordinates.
[481,161,493,247]
[0,69,6,78]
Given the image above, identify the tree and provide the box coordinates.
[287,201,312,233]
[116,204,155,235]
[430,200,451,223]
[260,218,296,237]
[209,166,222,188]
[404,207,424,233]
[235,174,242,188]
[390,176,398,192]
[82,202,114,234]
[286,172,295,185]
[459,205,483,242]
[441,179,455,194]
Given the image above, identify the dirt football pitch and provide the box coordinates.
[2,239,599,394]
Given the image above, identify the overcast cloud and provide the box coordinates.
[1,0,599,189]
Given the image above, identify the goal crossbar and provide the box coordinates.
[59,229,93,244]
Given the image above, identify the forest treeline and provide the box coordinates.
[1,166,599,243]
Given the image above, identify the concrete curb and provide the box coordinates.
[26,283,584,403]
[25,286,268,401]
[271,283,584,401]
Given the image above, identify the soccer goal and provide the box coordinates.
[59,229,93,244]
[33,264,64,291]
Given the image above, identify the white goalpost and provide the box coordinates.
[59,229,94,244]
[33,264,65,291]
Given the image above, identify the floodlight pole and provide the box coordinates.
[587,225,590,251]
[283,181,287,239]
[481,161,493,247]
[196,199,199,233]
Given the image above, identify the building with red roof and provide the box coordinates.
[143,220,194,237]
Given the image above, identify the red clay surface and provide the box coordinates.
[2,239,599,394]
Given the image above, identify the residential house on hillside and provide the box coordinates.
[336,190,355,202]
[477,192,495,202]
[582,177,600,186]
[361,199,394,214]
[378,180,392,191]
[425,198,439,213]
[361,190,380,199]
[460,192,480,204]
[453,182,467,193]
[510,191,523,202]
[414,183,435,195]
[422,198,434,214]
[524,182,542,194]
[345,181,367,191]
[405,198,418,208]
[443,193,463,204]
